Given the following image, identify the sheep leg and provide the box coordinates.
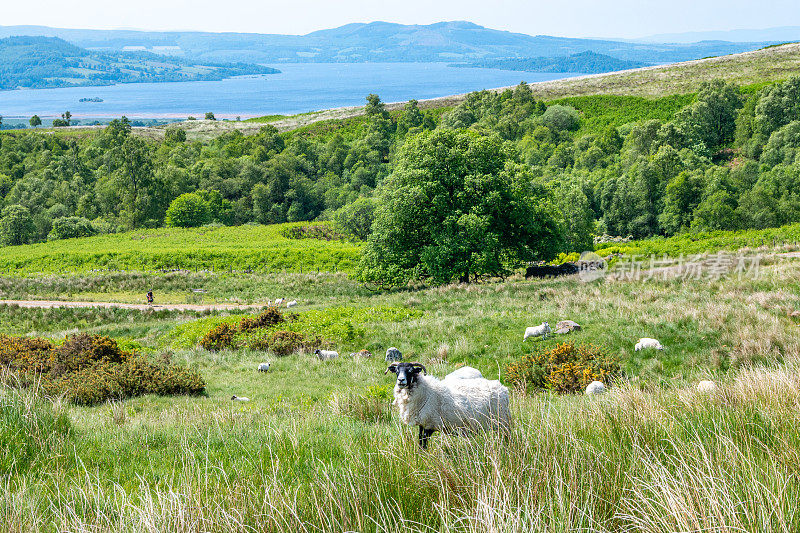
[418,426,434,449]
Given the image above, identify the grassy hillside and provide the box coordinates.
[0,36,278,90]
[1,242,800,530]
[0,223,361,276]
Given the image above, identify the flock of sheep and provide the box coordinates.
[232,303,718,448]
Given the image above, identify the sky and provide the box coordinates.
[3,0,799,38]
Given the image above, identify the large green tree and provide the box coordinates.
[358,130,563,287]
[0,204,35,246]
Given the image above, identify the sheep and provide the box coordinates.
[314,349,339,360]
[385,347,403,362]
[274,298,285,306]
[386,361,510,449]
[523,322,551,341]
[231,395,250,402]
[697,380,717,393]
[257,362,270,372]
[635,338,664,351]
[444,366,484,381]
[585,381,606,395]
[286,300,297,309]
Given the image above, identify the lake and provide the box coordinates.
[0,63,583,119]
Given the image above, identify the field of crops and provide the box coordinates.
[0,223,362,276]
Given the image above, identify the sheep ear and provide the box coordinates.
[385,364,398,375]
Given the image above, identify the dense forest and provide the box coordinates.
[0,36,278,90]
[1,77,799,251]
[452,51,645,74]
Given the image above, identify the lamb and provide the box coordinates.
[635,338,664,351]
[697,380,717,393]
[386,362,510,449]
[314,349,339,360]
[523,322,551,341]
[257,362,270,372]
[444,366,484,381]
[385,347,403,362]
[585,381,606,395]
[274,298,285,306]
[231,395,250,402]
[286,300,297,309]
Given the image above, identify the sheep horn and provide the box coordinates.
[384,362,399,375]
[409,362,427,375]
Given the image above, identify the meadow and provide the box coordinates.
[0,223,361,276]
[1,247,800,531]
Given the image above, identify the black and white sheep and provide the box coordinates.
[257,362,270,372]
[314,349,339,360]
[386,362,510,448]
[385,347,403,362]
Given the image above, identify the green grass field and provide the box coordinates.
[0,222,362,276]
[2,250,800,531]
[3,219,800,531]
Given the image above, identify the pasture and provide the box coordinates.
[2,221,800,531]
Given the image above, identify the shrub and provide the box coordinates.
[165,193,211,228]
[0,334,204,405]
[199,323,237,351]
[505,342,620,394]
[251,330,319,356]
[48,216,97,241]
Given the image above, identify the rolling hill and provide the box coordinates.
[0,36,279,90]
[0,21,775,64]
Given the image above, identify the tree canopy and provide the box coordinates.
[357,130,563,287]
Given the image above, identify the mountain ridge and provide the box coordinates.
[0,21,775,64]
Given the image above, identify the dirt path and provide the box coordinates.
[0,300,269,312]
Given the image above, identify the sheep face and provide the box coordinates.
[386,362,427,389]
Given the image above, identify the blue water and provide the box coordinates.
[0,63,583,119]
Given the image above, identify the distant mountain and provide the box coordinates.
[637,26,800,44]
[453,51,646,74]
[0,36,279,90]
[0,21,776,65]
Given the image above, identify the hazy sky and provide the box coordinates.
[3,0,799,38]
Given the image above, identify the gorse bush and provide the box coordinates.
[505,342,620,394]
[199,323,237,351]
[0,333,205,405]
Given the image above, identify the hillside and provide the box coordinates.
[0,36,278,90]
[163,42,800,139]
[0,21,773,64]
[452,51,646,74]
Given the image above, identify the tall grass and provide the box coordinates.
[1,366,799,531]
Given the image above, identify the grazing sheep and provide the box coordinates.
[257,362,270,372]
[585,381,606,395]
[286,300,297,309]
[635,338,664,351]
[231,395,250,402]
[314,349,339,360]
[697,380,717,393]
[385,347,403,362]
[274,298,285,306]
[523,322,551,341]
[444,367,484,381]
[386,362,510,449]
